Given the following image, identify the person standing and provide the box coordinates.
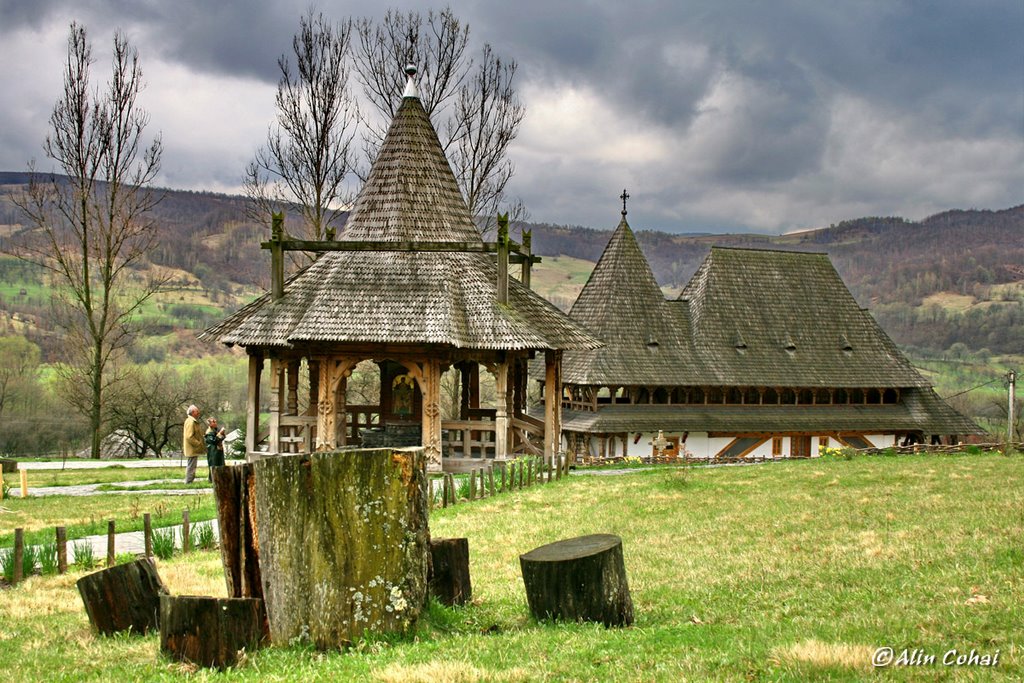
[182,404,204,484]
[204,416,226,481]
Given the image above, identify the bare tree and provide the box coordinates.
[446,44,524,233]
[245,10,357,241]
[8,23,164,458]
[107,365,192,457]
[353,8,524,230]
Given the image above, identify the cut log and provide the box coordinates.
[76,558,167,635]
[212,463,262,599]
[519,534,633,627]
[159,595,267,669]
[253,447,430,649]
[428,538,472,606]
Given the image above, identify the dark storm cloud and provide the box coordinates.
[0,0,1020,232]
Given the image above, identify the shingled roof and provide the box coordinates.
[681,247,930,388]
[559,216,702,385]
[202,89,600,352]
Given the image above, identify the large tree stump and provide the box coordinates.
[76,558,167,635]
[519,534,634,627]
[428,538,472,606]
[159,595,267,670]
[254,448,430,649]
[213,463,262,599]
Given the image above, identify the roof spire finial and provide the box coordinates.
[620,188,630,217]
[403,63,418,98]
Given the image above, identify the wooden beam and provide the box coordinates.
[544,350,562,466]
[245,353,262,459]
[259,238,541,264]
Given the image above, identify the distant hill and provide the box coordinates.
[0,171,1020,356]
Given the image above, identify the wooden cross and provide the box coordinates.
[620,189,630,216]
[649,429,669,458]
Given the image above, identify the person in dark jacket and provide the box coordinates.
[204,417,226,481]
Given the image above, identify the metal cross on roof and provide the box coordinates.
[620,189,630,217]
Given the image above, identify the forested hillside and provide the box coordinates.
[2,172,1020,358]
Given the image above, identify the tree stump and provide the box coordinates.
[159,595,267,669]
[76,558,167,635]
[519,534,634,627]
[254,447,430,649]
[212,463,262,599]
[428,538,472,606]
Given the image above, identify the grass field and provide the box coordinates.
[0,453,1021,681]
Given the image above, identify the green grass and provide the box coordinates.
[0,454,1021,681]
[0,492,216,548]
[17,466,202,488]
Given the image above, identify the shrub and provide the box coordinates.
[152,527,175,560]
[21,544,38,577]
[0,547,13,581]
[194,521,216,550]
[73,541,96,570]
[39,542,58,575]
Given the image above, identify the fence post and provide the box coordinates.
[143,514,153,558]
[447,473,458,505]
[13,528,24,584]
[500,463,507,492]
[488,465,496,497]
[469,469,476,501]
[20,469,28,498]
[56,526,67,574]
[182,510,191,554]
[107,520,116,567]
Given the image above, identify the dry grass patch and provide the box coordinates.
[773,638,874,672]
[373,660,529,683]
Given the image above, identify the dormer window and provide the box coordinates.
[840,334,853,353]
[734,335,747,353]
[783,334,797,353]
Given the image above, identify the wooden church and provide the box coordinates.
[543,205,982,462]
[202,70,600,471]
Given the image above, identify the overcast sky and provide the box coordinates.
[1,1,1021,234]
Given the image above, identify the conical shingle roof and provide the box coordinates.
[202,90,600,352]
[340,95,480,243]
[559,217,702,385]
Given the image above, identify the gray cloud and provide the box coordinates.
[1,0,1020,233]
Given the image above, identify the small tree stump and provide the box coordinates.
[76,558,167,635]
[159,595,267,670]
[428,538,472,606]
[519,534,633,627]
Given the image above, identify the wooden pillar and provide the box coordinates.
[267,357,283,455]
[459,362,471,420]
[520,230,533,289]
[315,358,336,451]
[286,360,300,415]
[497,215,509,304]
[245,353,262,459]
[416,359,444,471]
[544,350,562,466]
[336,375,348,447]
[493,361,509,459]
[307,360,320,415]
[270,213,284,301]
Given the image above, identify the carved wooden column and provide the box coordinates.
[286,360,300,415]
[493,360,510,460]
[336,375,348,447]
[267,358,283,454]
[315,358,357,452]
[245,353,262,460]
[420,359,443,471]
[544,350,562,466]
[315,358,336,452]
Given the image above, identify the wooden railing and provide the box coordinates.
[510,415,544,456]
[442,420,496,459]
[344,405,381,445]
